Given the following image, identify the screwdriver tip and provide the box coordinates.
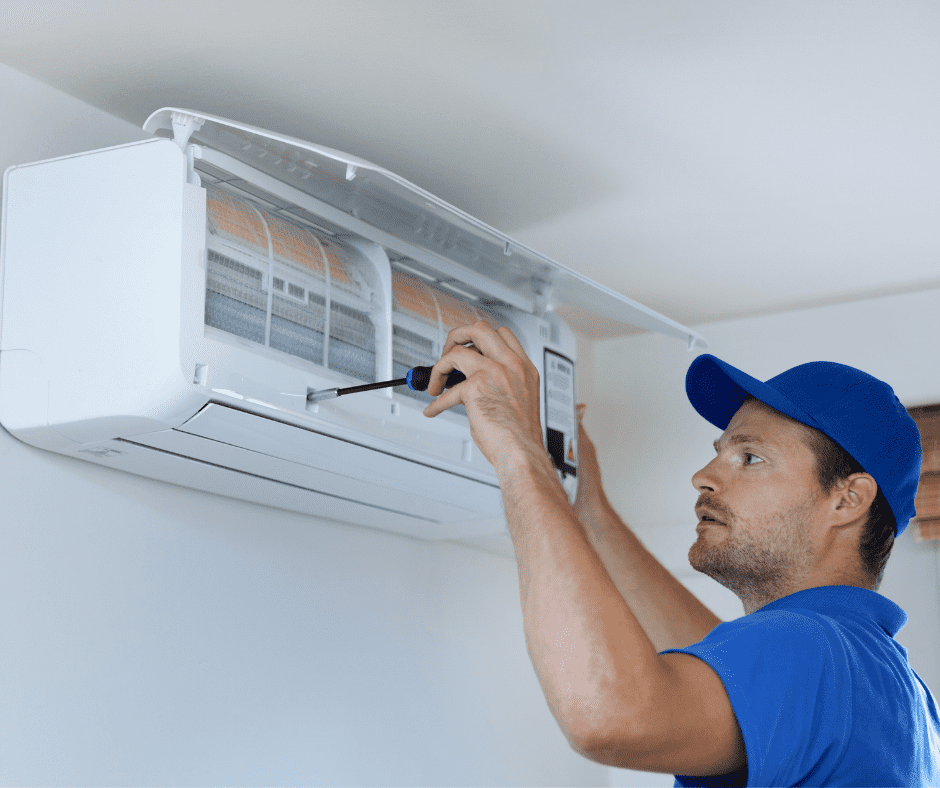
[307,388,339,402]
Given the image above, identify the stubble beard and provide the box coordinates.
[689,497,819,613]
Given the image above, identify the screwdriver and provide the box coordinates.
[307,366,466,402]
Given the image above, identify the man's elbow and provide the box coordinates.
[564,710,643,768]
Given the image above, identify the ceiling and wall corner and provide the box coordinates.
[1,0,937,335]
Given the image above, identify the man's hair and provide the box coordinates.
[804,428,895,591]
[742,394,896,590]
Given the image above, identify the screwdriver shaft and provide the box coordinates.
[335,377,408,396]
[307,366,465,403]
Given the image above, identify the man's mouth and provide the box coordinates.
[695,507,726,525]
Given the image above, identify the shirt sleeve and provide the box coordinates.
[660,610,851,787]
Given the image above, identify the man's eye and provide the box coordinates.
[744,453,763,465]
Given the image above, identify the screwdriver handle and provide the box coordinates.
[307,365,466,402]
[406,366,466,392]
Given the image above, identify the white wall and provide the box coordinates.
[581,288,940,786]
[6,59,938,788]
[0,63,609,787]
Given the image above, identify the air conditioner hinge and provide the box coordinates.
[171,111,205,150]
[184,144,203,187]
[531,277,554,317]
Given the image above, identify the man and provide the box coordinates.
[423,321,940,787]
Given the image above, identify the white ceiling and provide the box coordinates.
[2,0,938,331]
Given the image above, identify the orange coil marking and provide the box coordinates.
[437,291,485,330]
[206,185,351,285]
[269,214,324,275]
[206,186,268,253]
[268,214,351,285]
[392,269,490,330]
[392,270,439,325]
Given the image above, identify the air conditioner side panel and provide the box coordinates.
[0,139,206,446]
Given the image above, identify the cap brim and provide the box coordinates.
[686,354,824,432]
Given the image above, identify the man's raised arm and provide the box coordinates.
[573,406,722,653]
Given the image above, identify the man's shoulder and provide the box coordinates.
[706,606,838,645]
[681,606,844,677]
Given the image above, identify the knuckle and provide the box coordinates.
[455,345,475,362]
[507,355,526,376]
[493,366,513,389]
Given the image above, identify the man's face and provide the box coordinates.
[689,398,827,606]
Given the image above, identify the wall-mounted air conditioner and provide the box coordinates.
[0,108,706,542]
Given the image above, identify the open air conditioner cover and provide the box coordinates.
[144,108,708,349]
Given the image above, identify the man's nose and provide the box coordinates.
[692,456,721,493]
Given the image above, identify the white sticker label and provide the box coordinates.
[544,349,576,476]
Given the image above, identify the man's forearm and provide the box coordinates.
[496,446,665,749]
[575,496,722,653]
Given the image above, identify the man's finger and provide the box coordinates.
[426,344,489,396]
[423,382,466,418]
[496,325,530,361]
[440,320,515,365]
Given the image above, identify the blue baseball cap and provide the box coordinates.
[686,354,922,536]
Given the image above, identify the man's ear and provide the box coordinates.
[831,473,878,524]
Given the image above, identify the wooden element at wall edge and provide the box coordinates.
[911,518,940,543]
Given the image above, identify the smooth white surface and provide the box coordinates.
[0,439,606,786]
[2,140,194,436]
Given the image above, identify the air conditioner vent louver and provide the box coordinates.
[207,248,262,282]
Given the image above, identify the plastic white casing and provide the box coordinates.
[0,138,581,539]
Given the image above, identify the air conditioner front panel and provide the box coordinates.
[104,437,501,541]
[123,403,504,526]
[177,403,502,515]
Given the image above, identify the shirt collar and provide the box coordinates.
[756,585,908,637]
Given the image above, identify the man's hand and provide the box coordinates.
[422,321,545,476]
[573,404,609,518]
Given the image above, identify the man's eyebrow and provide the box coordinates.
[713,434,769,453]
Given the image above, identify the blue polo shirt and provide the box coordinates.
[659,585,940,787]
